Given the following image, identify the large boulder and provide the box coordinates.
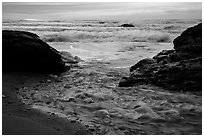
[173,23,202,58]
[119,23,202,94]
[119,23,135,27]
[3,30,67,73]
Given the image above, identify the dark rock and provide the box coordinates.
[2,30,68,73]
[98,21,105,24]
[119,24,135,27]
[130,58,156,72]
[154,57,202,92]
[74,56,84,62]
[119,23,202,94]
[119,76,142,87]
[153,50,175,63]
[173,23,202,59]
[60,51,83,63]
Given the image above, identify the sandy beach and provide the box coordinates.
[2,72,90,135]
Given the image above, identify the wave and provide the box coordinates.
[41,29,171,43]
[42,33,73,42]
[41,31,113,42]
[118,30,172,43]
[146,33,171,43]
[131,33,171,43]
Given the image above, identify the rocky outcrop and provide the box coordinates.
[119,24,135,27]
[60,51,83,64]
[119,23,202,94]
[3,30,69,73]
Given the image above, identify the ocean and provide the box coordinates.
[2,19,201,68]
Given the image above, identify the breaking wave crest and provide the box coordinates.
[42,33,73,42]
[42,30,171,43]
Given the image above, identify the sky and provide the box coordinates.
[2,2,202,21]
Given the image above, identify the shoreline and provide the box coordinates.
[2,61,201,135]
[2,72,90,135]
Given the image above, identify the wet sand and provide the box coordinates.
[2,72,90,135]
[3,60,202,135]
